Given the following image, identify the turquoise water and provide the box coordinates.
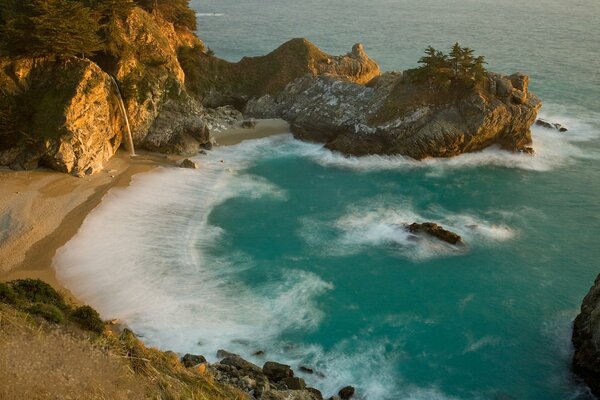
[55,1,600,399]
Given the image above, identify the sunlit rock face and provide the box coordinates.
[245,71,541,159]
[0,57,123,176]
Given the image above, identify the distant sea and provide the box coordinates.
[55,1,600,398]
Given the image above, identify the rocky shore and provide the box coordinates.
[0,3,542,176]
[572,273,600,397]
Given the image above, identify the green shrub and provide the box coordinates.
[10,279,67,309]
[28,302,65,323]
[71,305,105,334]
[0,282,18,305]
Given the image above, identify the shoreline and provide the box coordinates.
[0,119,290,303]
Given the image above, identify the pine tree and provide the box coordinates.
[470,55,488,83]
[135,0,196,30]
[1,0,102,58]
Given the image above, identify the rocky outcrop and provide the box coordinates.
[179,38,381,105]
[536,118,568,132]
[209,352,323,400]
[572,274,600,397]
[0,57,123,176]
[406,223,463,245]
[245,70,541,158]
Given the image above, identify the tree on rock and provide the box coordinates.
[135,0,196,30]
[1,0,101,58]
[414,43,488,90]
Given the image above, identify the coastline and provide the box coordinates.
[0,119,290,302]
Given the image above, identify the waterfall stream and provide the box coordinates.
[109,76,136,157]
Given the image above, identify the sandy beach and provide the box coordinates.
[0,119,290,300]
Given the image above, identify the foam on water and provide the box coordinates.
[299,200,516,260]
[54,117,597,399]
[54,147,332,354]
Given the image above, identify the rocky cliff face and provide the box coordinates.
[180,38,381,106]
[0,4,541,174]
[572,274,600,396]
[0,57,123,176]
[245,70,541,158]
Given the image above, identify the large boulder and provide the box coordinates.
[572,274,600,396]
[0,57,123,176]
[245,69,541,159]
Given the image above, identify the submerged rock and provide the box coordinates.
[572,273,600,397]
[407,223,463,245]
[180,159,198,169]
[535,118,568,132]
[338,386,355,399]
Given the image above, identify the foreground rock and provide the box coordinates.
[209,352,324,399]
[406,222,463,245]
[246,71,541,159]
[535,118,568,132]
[572,273,600,397]
[0,57,123,176]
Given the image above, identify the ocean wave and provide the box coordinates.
[214,107,598,173]
[195,12,225,17]
[299,199,516,260]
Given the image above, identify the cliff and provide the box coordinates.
[572,274,600,396]
[0,57,123,176]
[0,3,541,175]
[245,70,541,158]
[0,5,379,175]
[179,38,380,106]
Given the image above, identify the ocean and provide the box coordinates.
[54,1,600,398]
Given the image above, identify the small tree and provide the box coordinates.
[415,43,487,90]
[1,0,102,58]
[135,0,196,30]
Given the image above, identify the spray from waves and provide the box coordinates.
[195,12,225,17]
[299,199,516,260]
[214,107,598,174]
[54,147,334,355]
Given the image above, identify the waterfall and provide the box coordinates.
[109,76,136,157]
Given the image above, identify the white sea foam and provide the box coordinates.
[54,145,334,355]
[299,199,516,260]
[195,12,225,17]
[52,110,597,399]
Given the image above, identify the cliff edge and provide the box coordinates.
[572,274,600,397]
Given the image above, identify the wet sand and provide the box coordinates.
[0,119,290,301]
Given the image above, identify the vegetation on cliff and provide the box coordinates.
[0,279,248,399]
[0,0,196,58]
[411,43,487,90]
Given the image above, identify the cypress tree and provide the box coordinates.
[2,0,102,58]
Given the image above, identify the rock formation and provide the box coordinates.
[245,70,541,159]
[572,273,600,396]
[406,222,464,245]
[0,57,123,176]
[208,352,324,400]
[0,2,541,175]
[179,38,381,106]
[535,118,568,132]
